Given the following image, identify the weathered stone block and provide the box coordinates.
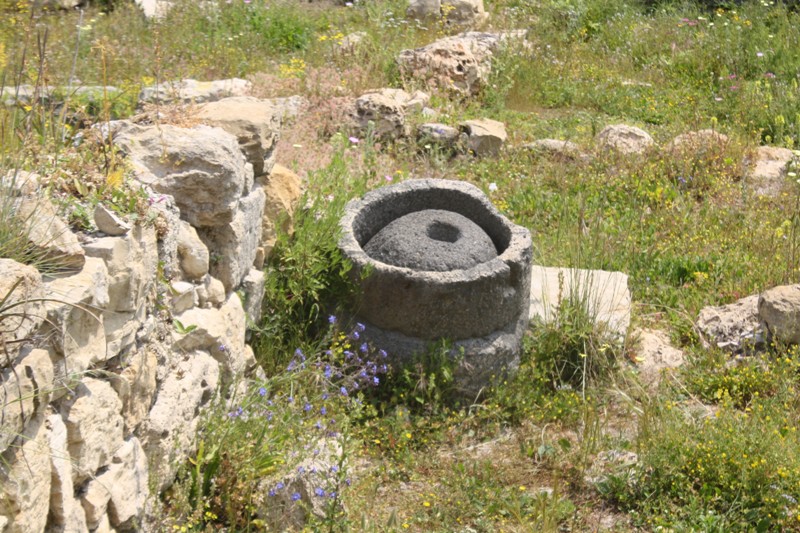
[173,294,255,378]
[111,121,252,228]
[197,96,281,177]
[0,415,51,533]
[47,412,89,533]
[0,259,44,355]
[59,378,124,485]
[142,350,219,491]
[0,348,54,454]
[44,257,109,383]
[197,187,265,291]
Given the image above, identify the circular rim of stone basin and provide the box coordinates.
[340,179,529,277]
[339,178,532,341]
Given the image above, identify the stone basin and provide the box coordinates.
[339,179,532,395]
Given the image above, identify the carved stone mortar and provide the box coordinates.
[339,179,532,396]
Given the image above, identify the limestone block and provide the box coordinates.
[697,294,761,353]
[0,416,51,533]
[170,281,197,314]
[408,0,487,25]
[1,170,39,197]
[759,284,800,345]
[82,225,157,313]
[397,31,524,95]
[92,514,115,533]
[81,438,148,529]
[748,146,795,197]
[94,205,131,236]
[176,221,209,281]
[173,293,255,377]
[666,129,728,154]
[16,196,85,270]
[111,121,252,228]
[142,350,219,491]
[633,328,685,388]
[257,164,303,260]
[84,225,158,358]
[59,378,124,485]
[44,257,109,383]
[334,31,367,54]
[529,266,631,338]
[407,0,440,19]
[139,78,251,105]
[256,438,343,529]
[197,187,265,291]
[134,0,172,19]
[0,259,44,351]
[197,96,281,177]
[47,412,89,533]
[115,347,158,434]
[80,479,110,528]
[241,269,265,324]
[459,118,507,157]
[265,95,308,121]
[0,348,54,454]
[147,192,182,281]
[596,124,654,155]
[197,275,226,308]
[354,88,430,139]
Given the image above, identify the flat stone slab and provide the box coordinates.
[529,266,631,337]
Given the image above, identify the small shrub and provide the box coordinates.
[604,397,800,531]
[685,354,782,409]
[530,280,622,393]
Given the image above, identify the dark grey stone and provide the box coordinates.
[364,209,497,271]
[339,179,533,397]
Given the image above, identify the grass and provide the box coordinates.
[6,0,800,530]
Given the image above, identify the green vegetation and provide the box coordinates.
[6,0,800,530]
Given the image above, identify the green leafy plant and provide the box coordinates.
[252,136,372,374]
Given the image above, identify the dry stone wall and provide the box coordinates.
[0,95,303,532]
